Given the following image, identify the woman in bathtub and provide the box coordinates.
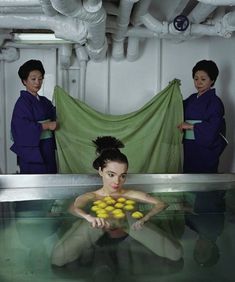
[51,136,183,268]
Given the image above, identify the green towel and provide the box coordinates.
[53,79,183,173]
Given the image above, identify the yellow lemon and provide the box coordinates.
[96,208,106,214]
[103,196,114,202]
[105,206,115,212]
[123,204,135,211]
[117,197,126,203]
[115,203,124,208]
[132,211,144,219]
[97,213,109,219]
[106,199,116,205]
[113,212,125,219]
[125,200,136,205]
[98,202,107,208]
[112,209,123,214]
[93,200,103,205]
[91,205,100,212]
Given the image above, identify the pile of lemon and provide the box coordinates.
[90,196,144,220]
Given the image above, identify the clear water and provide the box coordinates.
[0,190,235,282]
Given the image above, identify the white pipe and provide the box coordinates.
[131,0,152,26]
[112,0,139,61]
[59,44,72,69]
[75,45,88,101]
[142,13,168,34]
[50,0,107,61]
[0,47,19,61]
[0,14,87,43]
[165,0,189,22]
[197,0,235,5]
[126,37,140,61]
[188,2,217,24]
[223,10,235,27]
[83,0,102,13]
[39,0,58,16]
[0,0,40,6]
[0,7,42,13]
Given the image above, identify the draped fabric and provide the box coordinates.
[53,79,183,173]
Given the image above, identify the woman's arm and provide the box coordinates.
[127,190,168,230]
[69,192,110,229]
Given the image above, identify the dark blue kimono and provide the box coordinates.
[183,89,227,251]
[183,88,227,173]
[10,90,57,174]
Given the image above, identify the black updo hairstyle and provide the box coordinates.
[92,136,128,170]
[18,59,45,85]
[192,60,219,87]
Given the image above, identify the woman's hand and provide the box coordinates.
[177,122,193,132]
[42,121,58,131]
[131,218,145,230]
[86,214,110,229]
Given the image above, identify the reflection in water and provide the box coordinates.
[0,189,235,281]
[185,190,225,267]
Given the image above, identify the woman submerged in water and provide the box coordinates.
[51,136,183,267]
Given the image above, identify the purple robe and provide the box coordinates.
[183,88,227,173]
[10,90,57,174]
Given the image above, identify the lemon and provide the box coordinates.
[114,203,124,208]
[113,212,125,219]
[98,202,107,208]
[106,199,116,205]
[132,211,144,219]
[125,200,135,205]
[117,197,126,203]
[96,208,106,214]
[97,213,109,219]
[105,206,115,212]
[112,209,123,214]
[91,205,100,212]
[93,200,103,205]
[123,204,135,211]
[103,196,114,202]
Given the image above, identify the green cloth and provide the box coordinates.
[53,79,183,173]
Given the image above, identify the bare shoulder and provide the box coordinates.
[74,191,96,204]
[124,189,162,204]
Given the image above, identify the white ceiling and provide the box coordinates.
[0,0,235,62]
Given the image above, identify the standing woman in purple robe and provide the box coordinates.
[10,59,58,174]
[177,59,227,173]
[177,60,227,267]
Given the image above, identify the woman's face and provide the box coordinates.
[99,161,128,194]
[23,70,44,96]
[193,70,214,95]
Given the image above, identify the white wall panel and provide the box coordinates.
[1,36,235,173]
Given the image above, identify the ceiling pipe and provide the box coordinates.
[0,0,40,6]
[197,0,235,5]
[59,44,72,69]
[187,2,217,23]
[126,36,140,61]
[112,0,139,61]
[164,0,189,22]
[75,44,88,101]
[0,14,87,43]
[50,0,107,61]
[131,0,152,26]
[39,0,58,16]
[0,47,19,61]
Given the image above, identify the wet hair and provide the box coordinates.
[92,136,128,170]
[192,60,219,87]
[18,59,45,84]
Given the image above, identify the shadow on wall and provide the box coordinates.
[219,64,235,173]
